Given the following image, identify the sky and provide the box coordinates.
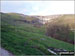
[1,1,74,16]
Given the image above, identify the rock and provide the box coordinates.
[0,47,13,56]
[48,47,67,52]
[40,38,45,40]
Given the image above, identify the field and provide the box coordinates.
[1,12,74,55]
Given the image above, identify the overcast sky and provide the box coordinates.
[1,1,74,16]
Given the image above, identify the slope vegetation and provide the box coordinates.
[46,14,74,44]
[1,12,74,55]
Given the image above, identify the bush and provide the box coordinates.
[46,22,74,44]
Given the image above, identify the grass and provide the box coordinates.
[1,12,74,55]
[1,24,74,55]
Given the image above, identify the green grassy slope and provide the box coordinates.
[1,12,74,55]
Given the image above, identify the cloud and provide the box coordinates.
[1,1,74,15]
[28,1,74,15]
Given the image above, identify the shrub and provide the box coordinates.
[46,22,74,44]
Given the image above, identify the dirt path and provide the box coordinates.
[0,47,13,56]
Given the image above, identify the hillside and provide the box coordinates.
[50,14,75,29]
[1,12,74,55]
[7,13,38,21]
[46,14,74,44]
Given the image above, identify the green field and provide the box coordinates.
[1,12,74,55]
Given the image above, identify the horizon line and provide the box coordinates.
[1,12,75,16]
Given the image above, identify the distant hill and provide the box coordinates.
[7,13,38,21]
[33,15,62,24]
[49,14,75,30]
[1,12,42,27]
[1,12,74,29]
[35,14,74,27]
